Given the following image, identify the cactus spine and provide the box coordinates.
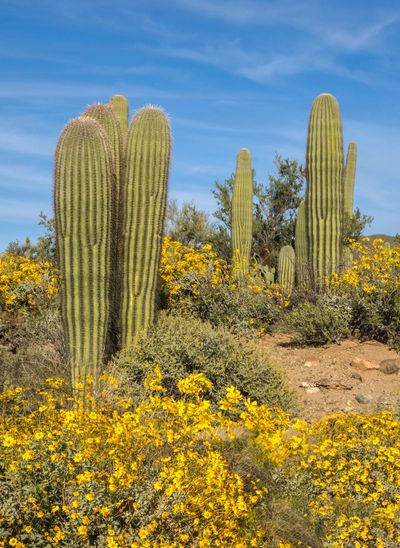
[305,93,344,281]
[54,117,113,388]
[109,95,129,137]
[341,142,357,270]
[231,148,253,276]
[295,199,308,287]
[278,245,295,292]
[120,106,171,348]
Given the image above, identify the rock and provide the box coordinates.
[299,381,315,388]
[351,372,363,381]
[379,359,400,375]
[315,377,353,390]
[355,394,372,404]
[303,360,320,368]
[305,387,321,394]
[351,357,379,371]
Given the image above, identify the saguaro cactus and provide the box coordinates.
[120,106,171,348]
[54,117,113,387]
[231,148,253,276]
[295,199,308,287]
[85,103,124,353]
[278,245,295,292]
[305,93,344,281]
[341,142,357,270]
[109,94,129,137]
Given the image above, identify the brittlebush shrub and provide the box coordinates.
[0,253,59,312]
[110,312,297,413]
[160,238,286,335]
[0,254,63,390]
[281,294,352,346]
[1,372,400,547]
[328,238,400,348]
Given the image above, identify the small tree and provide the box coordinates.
[212,154,305,267]
[165,200,215,248]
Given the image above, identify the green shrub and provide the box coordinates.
[282,294,352,345]
[0,307,66,390]
[165,272,282,337]
[350,288,400,350]
[110,312,297,413]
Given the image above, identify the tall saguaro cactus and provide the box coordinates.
[109,94,129,137]
[231,148,253,276]
[278,245,295,292]
[54,117,113,387]
[295,199,308,287]
[84,103,124,353]
[305,93,344,281]
[120,106,171,348]
[341,142,357,270]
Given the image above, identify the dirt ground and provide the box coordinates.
[260,334,400,422]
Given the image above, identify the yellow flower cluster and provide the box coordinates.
[301,411,400,546]
[2,371,399,546]
[328,238,400,295]
[160,238,288,312]
[0,253,59,311]
[0,373,264,547]
[159,237,226,307]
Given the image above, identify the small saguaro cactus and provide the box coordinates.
[305,93,344,281]
[109,94,129,137]
[54,116,113,389]
[341,142,357,270]
[278,245,295,292]
[295,199,308,287]
[119,106,171,348]
[231,148,253,276]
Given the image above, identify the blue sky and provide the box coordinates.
[1,0,400,250]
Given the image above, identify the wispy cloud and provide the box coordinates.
[0,164,51,189]
[0,199,50,222]
[0,131,54,157]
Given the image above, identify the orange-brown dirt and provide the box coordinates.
[260,334,400,422]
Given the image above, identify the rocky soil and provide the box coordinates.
[260,334,400,422]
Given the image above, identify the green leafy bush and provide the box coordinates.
[350,288,400,350]
[176,277,282,336]
[110,312,297,413]
[282,294,352,346]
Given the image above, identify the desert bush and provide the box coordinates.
[0,307,66,390]
[160,237,286,335]
[328,238,400,348]
[110,312,297,413]
[281,294,352,345]
[1,372,400,547]
[0,253,59,312]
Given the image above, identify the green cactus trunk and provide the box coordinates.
[85,104,124,352]
[231,148,253,276]
[278,245,295,292]
[120,106,171,348]
[305,93,344,282]
[109,95,129,137]
[341,142,357,271]
[54,117,113,390]
[295,199,308,287]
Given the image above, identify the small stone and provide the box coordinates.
[379,359,400,375]
[351,357,379,371]
[355,394,372,404]
[351,372,363,381]
[303,360,320,368]
[305,387,321,394]
[300,381,315,388]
